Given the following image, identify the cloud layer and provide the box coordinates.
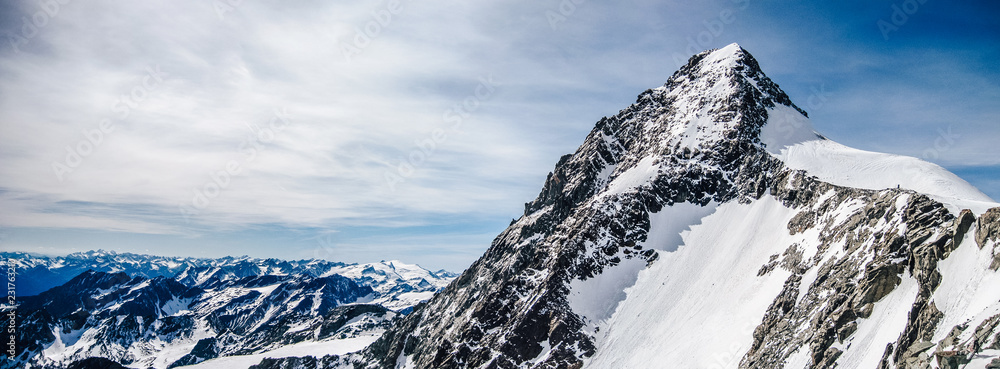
[1,0,997,271]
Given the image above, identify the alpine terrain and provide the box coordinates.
[2,252,456,368]
[251,44,1000,368]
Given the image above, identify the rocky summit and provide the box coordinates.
[251,44,1000,369]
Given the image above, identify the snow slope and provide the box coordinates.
[760,105,995,209]
[567,201,719,332]
[325,260,452,310]
[178,335,378,369]
[583,196,800,368]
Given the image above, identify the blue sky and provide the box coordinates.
[0,0,997,272]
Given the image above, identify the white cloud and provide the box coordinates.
[0,0,996,270]
[0,0,584,235]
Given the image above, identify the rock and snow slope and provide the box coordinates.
[3,251,456,304]
[1,254,456,369]
[307,43,997,369]
[17,43,997,369]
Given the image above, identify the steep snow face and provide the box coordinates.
[585,196,797,368]
[758,104,820,155]
[931,227,1000,349]
[587,178,998,369]
[567,201,719,334]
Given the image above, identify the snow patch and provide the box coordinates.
[774,138,994,204]
[931,227,1000,345]
[834,275,920,368]
[567,256,647,329]
[583,196,800,368]
[759,104,819,155]
[603,156,659,196]
[177,335,378,369]
[642,201,718,252]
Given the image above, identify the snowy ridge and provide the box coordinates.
[325,260,453,311]
[759,104,994,208]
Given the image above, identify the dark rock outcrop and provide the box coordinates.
[66,357,130,369]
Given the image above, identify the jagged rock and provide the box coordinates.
[948,209,976,256]
[900,341,935,369]
[936,351,972,369]
[788,210,816,235]
[895,301,944,366]
[977,207,1000,248]
[66,357,129,369]
[973,313,1000,349]
[168,338,219,368]
[249,355,352,369]
[982,208,1000,270]
[987,358,1000,369]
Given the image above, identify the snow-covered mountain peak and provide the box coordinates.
[304,45,1000,369]
[521,44,810,218]
[692,42,749,72]
[653,42,808,147]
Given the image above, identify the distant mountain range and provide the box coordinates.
[1,250,457,368]
[3,250,455,310]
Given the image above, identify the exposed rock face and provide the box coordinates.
[251,45,1000,369]
[977,207,1000,249]
[66,357,130,369]
[988,358,1000,369]
[976,207,1000,270]
[742,176,958,369]
[250,355,356,369]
